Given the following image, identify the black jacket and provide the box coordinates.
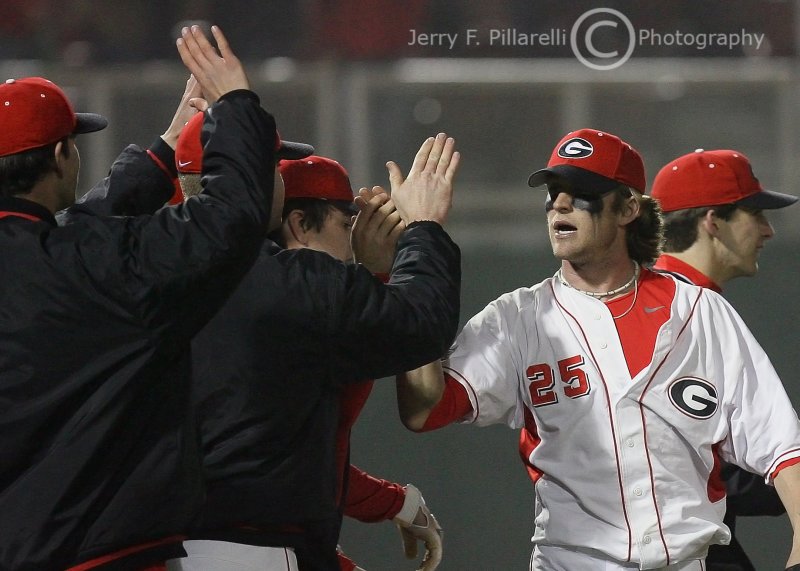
[189,226,460,564]
[0,90,275,571]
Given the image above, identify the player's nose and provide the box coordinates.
[550,191,573,212]
[759,215,775,240]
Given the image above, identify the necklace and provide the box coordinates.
[608,277,639,319]
[557,261,640,299]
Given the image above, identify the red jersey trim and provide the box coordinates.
[422,369,475,430]
[769,450,800,480]
[653,255,722,293]
[65,535,185,570]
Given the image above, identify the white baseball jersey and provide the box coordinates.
[444,273,800,569]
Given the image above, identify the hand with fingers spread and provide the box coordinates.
[175,25,249,103]
[352,186,406,274]
[161,75,205,150]
[386,133,460,226]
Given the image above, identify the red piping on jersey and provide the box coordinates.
[551,281,634,562]
[769,450,800,479]
[0,211,42,221]
[637,287,704,565]
[442,366,480,422]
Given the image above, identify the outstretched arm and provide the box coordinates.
[60,75,204,222]
[396,361,446,431]
[326,134,461,382]
[773,462,800,567]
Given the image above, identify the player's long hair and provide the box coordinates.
[611,186,664,265]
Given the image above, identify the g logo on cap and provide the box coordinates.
[557,138,594,159]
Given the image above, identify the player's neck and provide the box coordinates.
[666,245,729,289]
[559,258,639,299]
[13,177,66,215]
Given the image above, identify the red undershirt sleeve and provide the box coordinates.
[419,374,473,432]
[344,464,406,522]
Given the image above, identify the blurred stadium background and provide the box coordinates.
[3,1,799,568]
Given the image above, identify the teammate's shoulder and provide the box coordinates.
[645,267,703,294]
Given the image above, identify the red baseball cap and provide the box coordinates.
[0,77,107,157]
[651,149,798,212]
[175,111,314,174]
[278,156,354,204]
[528,128,646,194]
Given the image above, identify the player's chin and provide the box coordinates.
[738,259,759,277]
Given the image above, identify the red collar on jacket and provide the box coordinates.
[653,254,722,293]
[0,196,57,226]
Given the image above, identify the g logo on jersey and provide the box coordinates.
[557,138,594,159]
[668,377,718,419]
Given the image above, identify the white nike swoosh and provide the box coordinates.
[644,306,665,313]
[178,160,193,167]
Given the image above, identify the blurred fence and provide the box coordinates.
[2,56,799,253]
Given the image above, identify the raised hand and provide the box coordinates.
[386,133,460,226]
[175,25,248,103]
[352,186,405,274]
[160,75,204,150]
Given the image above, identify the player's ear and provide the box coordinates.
[701,209,721,237]
[618,189,640,224]
[52,137,70,177]
[286,209,309,246]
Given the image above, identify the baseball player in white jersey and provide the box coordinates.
[395,128,800,570]
[651,148,799,571]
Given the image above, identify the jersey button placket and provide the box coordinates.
[616,401,662,568]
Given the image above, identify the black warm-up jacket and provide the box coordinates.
[0,90,275,571]
[189,225,460,569]
[72,120,462,571]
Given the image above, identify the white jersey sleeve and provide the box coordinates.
[698,290,800,481]
[444,284,544,428]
